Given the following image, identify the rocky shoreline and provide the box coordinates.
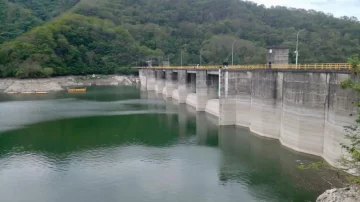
[0,75,140,93]
[317,186,360,202]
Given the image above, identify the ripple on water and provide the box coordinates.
[0,87,340,202]
[0,98,173,133]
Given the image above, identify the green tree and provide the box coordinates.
[340,55,360,183]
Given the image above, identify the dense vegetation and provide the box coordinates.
[1,0,360,77]
[0,0,79,44]
[340,55,360,184]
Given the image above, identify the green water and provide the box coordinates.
[0,86,339,202]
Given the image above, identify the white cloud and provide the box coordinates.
[250,0,360,19]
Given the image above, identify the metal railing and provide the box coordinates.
[143,63,351,70]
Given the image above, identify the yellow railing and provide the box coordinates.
[146,63,351,70]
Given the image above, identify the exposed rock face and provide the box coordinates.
[4,80,63,92]
[0,75,140,93]
[317,186,360,202]
[0,79,15,91]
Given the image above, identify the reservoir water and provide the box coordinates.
[0,86,341,202]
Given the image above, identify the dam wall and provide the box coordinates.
[223,69,357,165]
[323,73,358,165]
[250,70,282,139]
[139,68,357,165]
[155,70,165,93]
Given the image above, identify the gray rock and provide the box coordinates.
[317,186,360,202]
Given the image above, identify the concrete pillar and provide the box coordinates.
[164,70,177,98]
[146,69,156,91]
[218,69,237,125]
[155,70,165,93]
[195,70,209,111]
[205,73,220,117]
[323,73,357,166]
[139,69,147,87]
[280,72,327,156]
[235,71,252,127]
[176,70,188,103]
[187,73,196,94]
[250,70,282,139]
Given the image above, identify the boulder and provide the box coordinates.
[317,186,360,202]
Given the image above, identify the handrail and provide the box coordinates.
[142,63,351,70]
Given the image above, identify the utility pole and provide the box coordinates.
[232,39,236,66]
[199,49,202,67]
[181,51,183,67]
[296,29,305,68]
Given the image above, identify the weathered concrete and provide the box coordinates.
[172,89,179,100]
[146,69,156,91]
[164,70,177,98]
[218,70,237,125]
[235,71,252,127]
[323,73,358,165]
[205,99,219,117]
[281,72,328,156]
[140,68,357,167]
[186,70,209,111]
[176,70,189,103]
[250,70,282,139]
[139,69,147,87]
[155,70,165,93]
[185,93,197,109]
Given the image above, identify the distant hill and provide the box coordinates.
[1,0,360,77]
[0,0,79,44]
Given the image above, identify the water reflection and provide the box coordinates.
[0,87,342,202]
[218,126,342,201]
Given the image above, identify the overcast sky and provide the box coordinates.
[250,0,360,19]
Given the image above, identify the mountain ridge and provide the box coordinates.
[0,0,360,77]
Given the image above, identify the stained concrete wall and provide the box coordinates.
[187,70,209,111]
[139,69,147,87]
[218,70,237,125]
[176,70,188,103]
[155,70,165,93]
[323,73,358,165]
[281,72,328,156]
[267,48,289,65]
[235,71,252,127]
[205,99,219,117]
[146,69,156,91]
[250,70,282,138]
[205,73,220,118]
[164,70,177,98]
[139,68,356,166]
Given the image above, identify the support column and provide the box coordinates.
[219,69,237,125]
[139,69,147,87]
[155,70,165,94]
[235,71,252,127]
[165,70,177,98]
[323,73,357,166]
[204,73,220,117]
[146,69,156,91]
[195,70,209,111]
[176,70,188,103]
[250,70,282,139]
[280,72,326,156]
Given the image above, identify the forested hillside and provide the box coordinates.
[0,0,79,44]
[1,0,360,78]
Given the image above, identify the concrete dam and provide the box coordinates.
[139,46,357,166]
[139,67,356,166]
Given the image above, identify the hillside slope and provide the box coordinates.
[0,0,79,44]
[1,0,360,77]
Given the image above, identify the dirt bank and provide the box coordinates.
[0,75,139,93]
